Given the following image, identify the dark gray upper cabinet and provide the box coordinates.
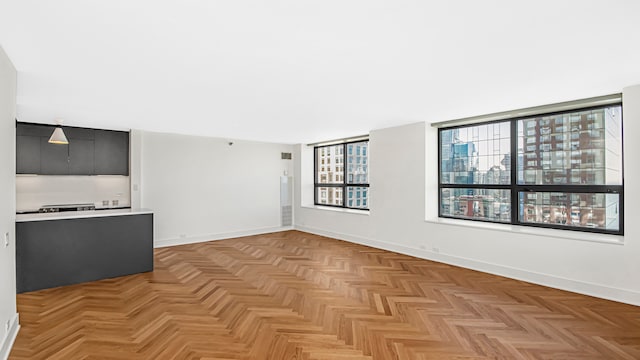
[16,123,129,175]
[94,130,129,175]
[16,123,55,137]
[69,139,95,175]
[16,135,41,174]
[40,138,69,175]
[64,127,95,140]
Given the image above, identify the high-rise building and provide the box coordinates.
[518,107,622,228]
[439,124,511,222]
[346,142,368,208]
[316,145,344,206]
[316,142,369,209]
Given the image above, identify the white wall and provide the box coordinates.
[136,130,294,247]
[295,85,640,306]
[0,46,19,359]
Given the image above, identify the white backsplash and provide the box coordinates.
[16,175,131,212]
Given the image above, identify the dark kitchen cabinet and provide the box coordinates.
[16,123,129,175]
[40,138,69,175]
[16,123,54,137]
[69,139,95,175]
[64,127,95,140]
[16,135,41,174]
[16,213,154,293]
[94,130,129,175]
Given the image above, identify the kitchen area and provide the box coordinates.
[14,122,153,293]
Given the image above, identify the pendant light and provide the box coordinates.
[48,119,69,145]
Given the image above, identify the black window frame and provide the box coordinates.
[438,103,624,236]
[314,140,370,210]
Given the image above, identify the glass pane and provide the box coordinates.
[316,145,344,184]
[316,187,343,206]
[517,105,622,185]
[440,122,511,185]
[518,192,620,231]
[440,188,511,222]
[346,186,368,209]
[346,142,369,184]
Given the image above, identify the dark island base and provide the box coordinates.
[16,213,153,293]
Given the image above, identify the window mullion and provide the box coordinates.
[510,119,518,225]
[343,143,347,208]
[438,129,442,217]
[314,147,318,206]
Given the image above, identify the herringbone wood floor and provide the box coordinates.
[9,230,640,359]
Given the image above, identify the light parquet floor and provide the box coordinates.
[9,230,640,359]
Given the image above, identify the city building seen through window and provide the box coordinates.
[439,104,623,235]
[315,140,369,210]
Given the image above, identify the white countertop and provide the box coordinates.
[16,208,153,222]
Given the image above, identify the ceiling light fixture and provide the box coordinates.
[48,119,69,145]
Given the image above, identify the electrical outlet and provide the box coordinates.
[4,232,8,248]
[432,247,440,254]
[5,320,9,333]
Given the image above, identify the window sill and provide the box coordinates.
[301,205,370,216]
[424,217,624,245]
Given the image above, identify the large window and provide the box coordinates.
[439,104,623,235]
[315,140,369,210]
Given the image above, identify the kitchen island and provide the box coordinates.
[16,208,154,293]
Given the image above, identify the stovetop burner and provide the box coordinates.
[39,204,96,213]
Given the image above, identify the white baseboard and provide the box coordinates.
[295,225,640,307]
[154,226,294,248]
[0,313,19,360]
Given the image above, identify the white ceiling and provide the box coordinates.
[2,1,640,144]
